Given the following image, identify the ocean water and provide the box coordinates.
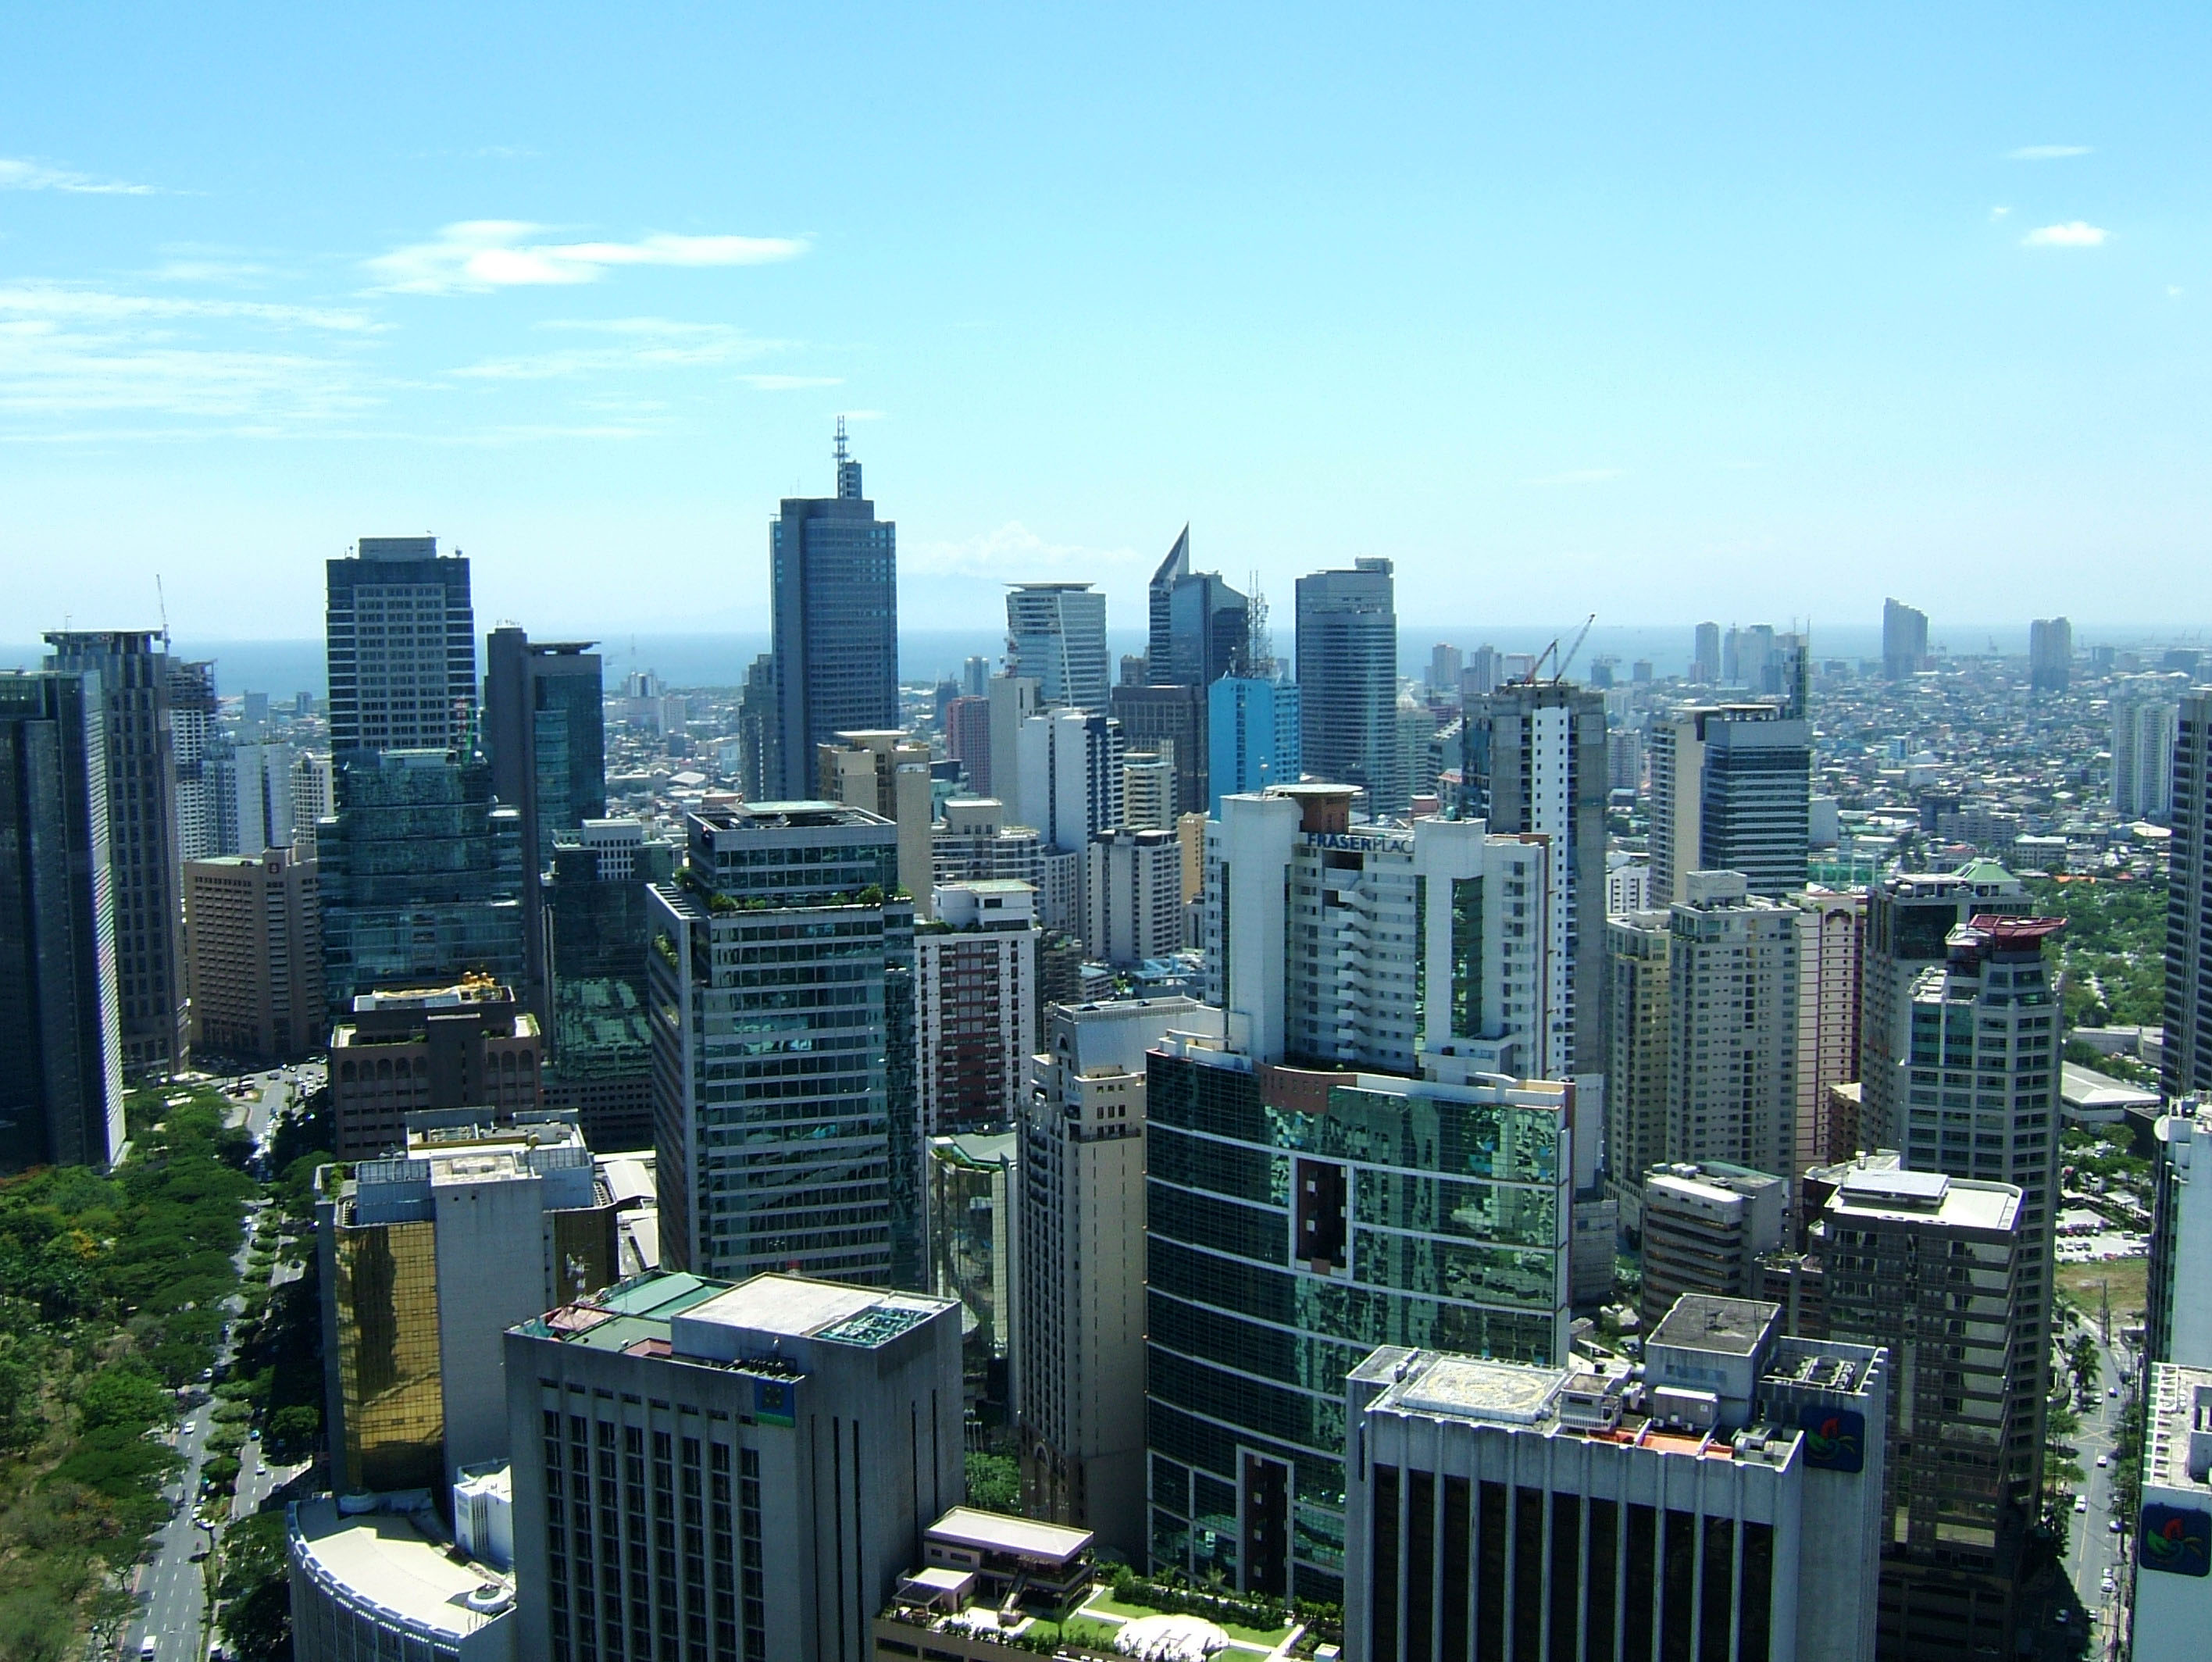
[0,621,2180,698]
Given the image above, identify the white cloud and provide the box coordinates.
[0,285,379,332]
[2023,221,2109,248]
[0,286,382,425]
[0,156,158,194]
[366,221,807,294]
[2007,144,2092,161]
[904,522,1148,581]
[449,318,798,380]
[1525,468,1623,487]
[1989,205,2011,221]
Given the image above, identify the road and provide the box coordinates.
[2030,1318,2134,1659]
[117,1067,304,1660]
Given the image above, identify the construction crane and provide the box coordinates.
[1521,613,1597,685]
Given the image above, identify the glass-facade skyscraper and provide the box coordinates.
[43,629,186,1075]
[0,671,123,1171]
[1004,582,1110,713]
[648,802,921,1290]
[483,627,606,1019]
[1144,1036,1571,1604]
[316,748,526,1014]
[1293,558,1401,815]
[769,430,898,799]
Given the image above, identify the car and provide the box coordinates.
[2055,1610,2070,1627]
[2110,1518,2124,1533]
[2075,1496,2089,1513]
[2102,1576,2116,1596]
[140,1638,159,1659]
[2096,1453,2109,1468]
[2110,1386,2120,1398]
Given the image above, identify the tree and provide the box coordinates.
[964,1450,1020,1512]
[216,1511,292,1661]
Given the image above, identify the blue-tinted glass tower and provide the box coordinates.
[770,425,899,799]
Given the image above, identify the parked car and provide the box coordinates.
[2096,1453,2109,1468]
[2075,1496,2089,1514]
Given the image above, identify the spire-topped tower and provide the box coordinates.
[834,415,862,499]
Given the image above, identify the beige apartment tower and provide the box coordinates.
[184,847,323,1063]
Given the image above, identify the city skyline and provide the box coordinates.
[7,8,2212,637]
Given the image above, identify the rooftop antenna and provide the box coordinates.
[834,415,849,465]
[155,573,169,645]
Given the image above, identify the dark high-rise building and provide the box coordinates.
[769,426,898,798]
[324,537,476,759]
[1882,597,1930,681]
[544,819,676,1152]
[0,672,122,1171]
[316,749,526,1015]
[2167,695,2212,1102]
[1647,704,1812,906]
[1461,682,1608,1082]
[1108,682,1208,818]
[735,651,780,802]
[43,629,185,1075]
[1859,860,2028,1151]
[1147,525,1190,679]
[1146,527,1247,690]
[1294,558,1401,815]
[483,628,605,1017]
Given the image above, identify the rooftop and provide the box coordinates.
[1391,1357,1569,1425]
[1647,1294,1779,1356]
[2146,1364,2212,1495]
[925,1507,1094,1567]
[683,1275,943,1346]
[1819,1155,2021,1232]
[289,1498,512,1640]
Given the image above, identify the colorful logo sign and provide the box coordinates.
[1797,1405,1865,1473]
[2139,1504,2212,1577]
[754,1378,794,1428]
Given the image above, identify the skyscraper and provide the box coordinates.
[1004,582,1110,713]
[1145,1033,1571,1602]
[0,671,122,1171]
[769,426,900,799]
[648,803,921,1289]
[316,1109,619,1491]
[1692,619,1721,683]
[1882,597,1930,681]
[1344,1299,1889,1662]
[1294,558,1401,815]
[503,1271,964,1662]
[1083,826,1183,966]
[2115,678,2185,822]
[2027,615,2071,692]
[915,879,1037,1135]
[169,658,223,861]
[1858,859,2027,1151]
[316,749,526,1016]
[1803,1155,2030,1658]
[543,817,676,1153]
[1793,886,1864,1181]
[483,628,606,1017]
[1601,909,1671,1225]
[815,729,935,917]
[1143,528,1247,690]
[1205,784,1552,1077]
[324,536,477,759]
[1108,681,1208,817]
[184,847,322,1065]
[1898,915,2065,1532]
[43,629,186,1075]
[1461,682,1608,1083]
[1017,996,1209,1557]
[1647,704,1811,906]
[1664,872,1800,1182]
[1206,674,1300,815]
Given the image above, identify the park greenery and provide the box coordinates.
[0,1083,254,1659]
[2026,876,2164,1032]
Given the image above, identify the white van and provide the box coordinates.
[139,1639,159,1660]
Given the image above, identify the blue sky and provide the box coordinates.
[2,4,2207,642]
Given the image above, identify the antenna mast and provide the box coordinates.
[155,574,170,644]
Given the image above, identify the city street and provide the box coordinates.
[118,1068,300,1660]
[2029,1319,2135,1659]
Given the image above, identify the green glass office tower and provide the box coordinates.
[317,749,526,1014]
[544,819,675,1152]
[1143,1036,1570,1604]
[648,802,922,1290]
